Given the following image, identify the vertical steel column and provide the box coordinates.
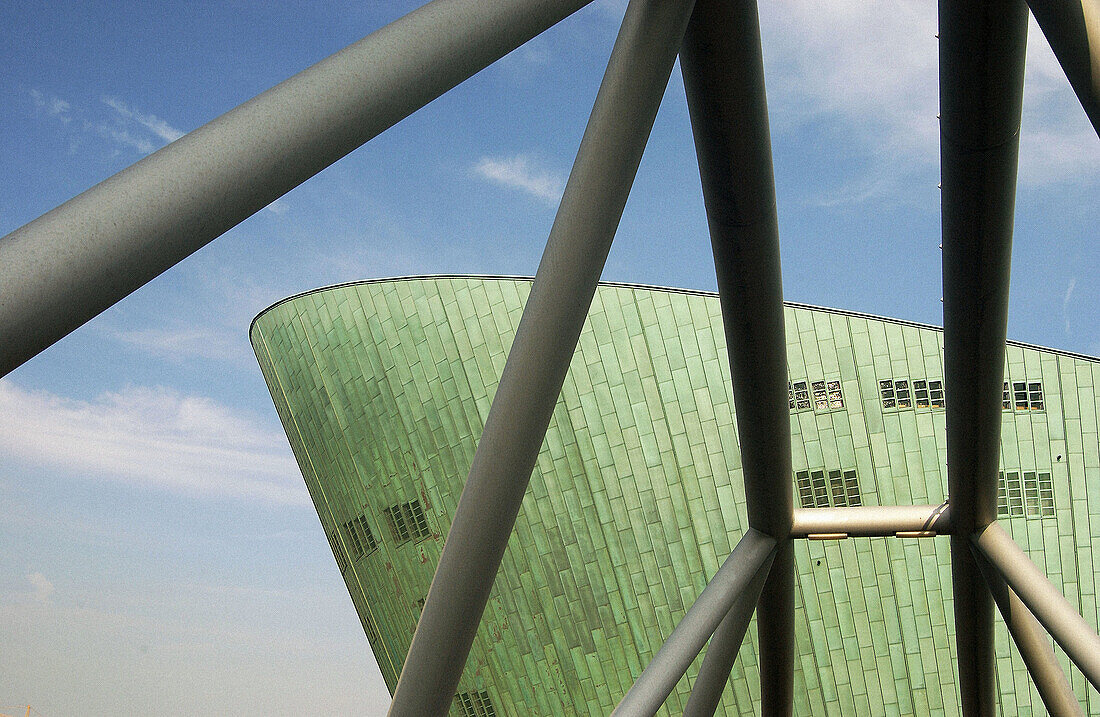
[0,0,597,377]
[387,0,697,713]
[973,522,1100,691]
[611,530,777,717]
[972,546,1084,717]
[1025,0,1100,134]
[680,1,793,713]
[680,553,769,717]
[939,0,1028,712]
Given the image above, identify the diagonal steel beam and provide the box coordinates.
[611,529,777,717]
[0,0,597,378]
[972,544,1084,717]
[939,0,1028,712]
[680,1,794,713]
[680,550,771,717]
[386,0,698,713]
[973,522,1100,692]
[1026,0,1100,135]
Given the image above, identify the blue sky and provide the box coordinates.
[1,1,1097,715]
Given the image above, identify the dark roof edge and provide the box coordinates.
[249,274,1099,364]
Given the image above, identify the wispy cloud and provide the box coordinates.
[0,382,306,506]
[473,154,565,206]
[111,325,251,366]
[102,96,185,143]
[27,572,55,604]
[1063,277,1077,334]
[30,89,73,122]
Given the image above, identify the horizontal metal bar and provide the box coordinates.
[972,545,1084,717]
[790,503,951,538]
[972,522,1100,692]
[611,529,777,716]
[0,0,595,377]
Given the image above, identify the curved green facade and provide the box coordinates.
[250,276,1100,716]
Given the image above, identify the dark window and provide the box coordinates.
[456,691,496,717]
[880,379,896,409]
[327,531,349,573]
[810,470,829,508]
[343,514,377,561]
[929,380,945,409]
[829,470,847,507]
[895,380,912,409]
[843,470,862,506]
[1028,382,1044,410]
[997,472,1009,517]
[384,500,432,544]
[827,380,844,409]
[1003,382,1012,410]
[914,380,930,409]
[792,381,811,411]
[788,382,795,410]
[1006,471,1024,516]
[364,611,381,644]
[796,471,815,509]
[1014,382,1029,411]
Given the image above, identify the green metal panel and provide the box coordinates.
[251,276,1100,716]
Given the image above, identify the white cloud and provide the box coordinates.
[0,382,306,506]
[98,125,156,154]
[1063,277,1077,334]
[473,154,565,206]
[112,325,250,365]
[27,572,55,604]
[29,89,73,123]
[102,96,185,143]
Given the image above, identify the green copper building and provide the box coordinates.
[251,275,1100,716]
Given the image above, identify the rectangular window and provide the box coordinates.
[327,531,349,573]
[1024,471,1041,518]
[843,470,862,506]
[1014,381,1029,411]
[364,612,381,644]
[456,691,496,717]
[895,380,912,409]
[1003,381,1012,410]
[997,472,1009,517]
[796,471,814,509]
[827,380,844,409]
[385,500,432,544]
[880,379,896,409]
[829,469,847,507]
[788,382,795,410]
[812,381,829,411]
[343,514,377,561]
[929,380,945,409]
[811,470,829,508]
[913,380,930,409]
[1006,471,1024,516]
[1028,382,1044,410]
[793,381,811,411]
[1038,472,1055,517]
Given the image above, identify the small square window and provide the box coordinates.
[913,380,930,409]
[1038,472,1055,517]
[810,470,829,508]
[880,380,896,409]
[843,470,861,507]
[1014,381,1029,410]
[997,472,1009,517]
[929,380,945,409]
[795,471,814,509]
[829,470,846,507]
[812,381,829,411]
[895,380,911,409]
[793,381,811,411]
[1006,472,1024,516]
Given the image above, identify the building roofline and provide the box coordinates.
[250,274,1100,363]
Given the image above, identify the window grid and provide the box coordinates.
[880,379,896,409]
[1003,382,1012,410]
[1024,471,1041,518]
[827,380,844,409]
[1038,472,1055,516]
[791,381,811,411]
[843,470,862,507]
[1014,382,1029,411]
[914,380,930,409]
[1006,471,1024,516]
[997,472,1009,517]
[810,470,829,509]
[829,470,847,507]
[384,500,432,545]
[895,380,912,409]
[812,381,829,411]
[343,514,377,561]
[1028,382,1044,410]
[364,611,381,644]
[929,380,945,408]
[456,691,496,717]
[796,471,815,509]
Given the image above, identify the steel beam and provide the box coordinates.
[972,545,1084,717]
[939,0,1028,712]
[1026,0,1100,135]
[973,522,1100,692]
[680,1,793,713]
[791,503,952,538]
[386,0,697,714]
[611,529,777,717]
[680,549,771,717]
[0,0,598,378]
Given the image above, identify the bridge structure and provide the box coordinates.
[1,0,1098,714]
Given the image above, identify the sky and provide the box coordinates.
[0,1,1097,715]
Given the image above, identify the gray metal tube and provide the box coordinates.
[791,503,952,538]
[973,522,1100,692]
[0,0,596,377]
[680,552,770,717]
[611,529,777,717]
[939,0,1028,711]
[386,0,698,714]
[1026,0,1100,135]
[972,545,1084,717]
[680,1,794,713]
